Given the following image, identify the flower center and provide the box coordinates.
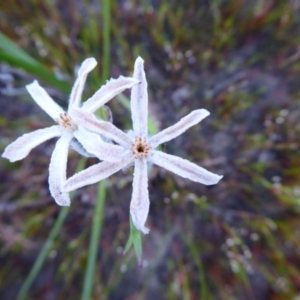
[132,137,151,159]
[57,112,77,132]
[137,145,144,152]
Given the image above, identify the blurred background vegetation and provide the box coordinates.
[1,0,300,299]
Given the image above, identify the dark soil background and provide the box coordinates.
[1,1,300,299]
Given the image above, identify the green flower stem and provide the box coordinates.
[17,158,86,300]
[183,235,212,300]
[17,206,70,300]
[123,216,143,266]
[81,2,111,298]
[81,180,106,300]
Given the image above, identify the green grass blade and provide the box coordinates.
[81,4,111,297]
[183,236,213,300]
[130,217,143,266]
[17,206,70,300]
[17,158,87,299]
[123,216,143,266]
[102,0,111,82]
[0,31,70,93]
[81,180,106,300]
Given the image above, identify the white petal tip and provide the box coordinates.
[201,109,210,117]
[192,108,210,119]
[86,57,97,63]
[26,80,39,90]
[131,215,150,234]
[138,226,150,234]
[217,175,224,181]
[83,57,97,68]
[135,56,144,64]
[2,150,23,162]
[142,227,150,234]
[132,218,150,234]
[208,174,223,185]
[2,152,9,160]
[56,199,70,206]
[2,156,16,163]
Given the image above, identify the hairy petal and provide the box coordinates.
[131,57,148,138]
[130,158,150,234]
[82,76,139,113]
[150,151,223,185]
[73,126,125,162]
[26,80,64,120]
[49,134,73,206]
[149,109,210,148]
[68,57,97,109]
[69,107,132,148]
[2,125,62,162]
[70,139,95,157]
[64,151,134,192]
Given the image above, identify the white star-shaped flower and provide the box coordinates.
[63,56,223,233]
[2,58,139,206]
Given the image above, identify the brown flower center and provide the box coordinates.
[132,137,151,158]
[57,112,77,132]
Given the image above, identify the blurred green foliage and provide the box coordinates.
[1,0,300,299]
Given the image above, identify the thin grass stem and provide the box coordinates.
[81,5,111,296]
[17,158,87,299]
[102,0,110,82]
[17,206,70,300]
[81,180,106,300]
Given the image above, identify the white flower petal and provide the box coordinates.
[49,134,73,206]
[121,161,134,174]
[130,158,150,234]
[68,58,97,109]
[70,139,95,157]
[131,57,148,137]
[149,151,223,185]
[82,76,139,113]
[26,80,64,120]
[149,109,210,148]
[64,151,134,192]
[69,107,132,148]
[2,125,62,162]
[73,126,125,162]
